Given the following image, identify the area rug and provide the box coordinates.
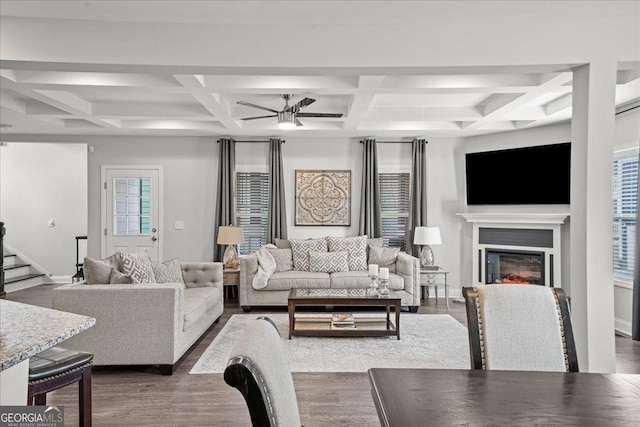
[189,313,470,374]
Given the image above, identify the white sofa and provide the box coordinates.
[53,262,223,375]
[239,251,420,312]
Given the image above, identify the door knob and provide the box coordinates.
[152,228,157,233]
[151,236,158,241]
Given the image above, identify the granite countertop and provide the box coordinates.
[0,299,96,371]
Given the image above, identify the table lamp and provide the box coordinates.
[217,225,244,268]
[414,226,441,269]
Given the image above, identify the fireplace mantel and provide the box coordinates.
[458,212,569,287]
[457,213,569,225]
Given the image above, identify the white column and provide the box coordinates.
[570,60,618,373]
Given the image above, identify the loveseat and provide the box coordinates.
[239,236,420,312]
[53,261,223,375]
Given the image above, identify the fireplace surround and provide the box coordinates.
[458,213,569,287]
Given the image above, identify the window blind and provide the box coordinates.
[236,172,269,255]
[612,152,638,279]
[379,172,410,251]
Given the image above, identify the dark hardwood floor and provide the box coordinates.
[5,284,639,426]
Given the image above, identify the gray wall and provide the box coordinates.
[0,142,88,280]
[86,136,218,262]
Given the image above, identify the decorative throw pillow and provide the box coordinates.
[150,258,184,285]
[109,269,132,284]
[290,238,328,271]
[267,248,294,272]
[309,251,349,273]
[366,237,385,261]
[326,235,368,271]
[368,246,400,273]
[83,253,123,284]
[121,252,156,284]
[274,238,292,249]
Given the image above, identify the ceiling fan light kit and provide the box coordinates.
[277,111,297,129]
[238,94,343,129]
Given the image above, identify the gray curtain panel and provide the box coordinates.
[213,138,236,262]
[633,151,640,341]
[359,138,382,238]
[407,138,428,255]
[267,138,288,243]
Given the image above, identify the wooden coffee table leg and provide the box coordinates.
[288,300,294,339]
[395,301,401,340]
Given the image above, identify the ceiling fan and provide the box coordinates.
[237,94,343,129]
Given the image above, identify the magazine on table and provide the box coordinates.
[331,312,355,325]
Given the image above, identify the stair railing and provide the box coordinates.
[1,222,5,297]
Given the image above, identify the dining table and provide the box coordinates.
[368,368,640,427]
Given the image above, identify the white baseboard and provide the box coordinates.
[5,280,43,293]
[49,275,72,284]
[615,318,632,337]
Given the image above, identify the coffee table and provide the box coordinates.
[287,288,401,340]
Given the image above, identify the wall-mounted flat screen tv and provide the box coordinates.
[465,142,571,205]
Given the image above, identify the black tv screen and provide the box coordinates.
[465,142,571,205]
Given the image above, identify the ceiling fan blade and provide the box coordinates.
[237,101,279,113]
[295,118,303,127]
[286,97,316,112]
[297,112,343,118]
[240,114,278,121]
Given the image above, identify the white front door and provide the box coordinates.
[102,166,162,261]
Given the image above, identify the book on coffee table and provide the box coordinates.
[331,313,355,326]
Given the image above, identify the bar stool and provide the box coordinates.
[28,346,94,427]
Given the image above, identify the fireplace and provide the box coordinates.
[458,213,568,288]
[485,249,545,286]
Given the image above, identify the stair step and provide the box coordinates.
[3,253,16,258]
[3,263,30,271]
[4,273,45,285]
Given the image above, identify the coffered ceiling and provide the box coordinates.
[1,1,639,139]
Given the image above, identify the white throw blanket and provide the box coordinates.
[252,244,277,289]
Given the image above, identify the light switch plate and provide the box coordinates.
[174,220,184,230]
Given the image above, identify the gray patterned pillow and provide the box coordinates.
[326,235,368,271]
[290,238,328,271]
[267,248,294,272]
[109,269,132,284]
[309,251,349,273]
[150,258,184,285]
[121,252,156,284]
[368,246,400,273]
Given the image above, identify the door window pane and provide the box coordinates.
[113,177,152,235]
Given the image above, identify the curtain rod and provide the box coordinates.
[359,140,427,144]
[217,140,285,143]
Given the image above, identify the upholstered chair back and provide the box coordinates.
[224,316,301,427]
[463,285,578,372]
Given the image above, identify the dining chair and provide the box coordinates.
[462,284,578,372]
[224,316,301,427]
[28,346,94,426]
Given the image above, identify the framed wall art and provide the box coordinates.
[295,170,351,226]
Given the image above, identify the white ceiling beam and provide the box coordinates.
[343,76,385,131]
[173,74,239,130]
[545,93,573,115]
[91,102,213,119]
[464,73,573,130]
[13,70,180,87]
[1,75,118,128]
[381,74,541,89]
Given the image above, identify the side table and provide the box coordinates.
[223,268,240,301]
[420,268,449,309]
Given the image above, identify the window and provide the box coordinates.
[612,151,638,279]
[114,177,151,235]
[379,172,410,251]
[236,172,269,255]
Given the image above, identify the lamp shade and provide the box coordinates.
[217,225,244,245]
[414,226,442,245]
